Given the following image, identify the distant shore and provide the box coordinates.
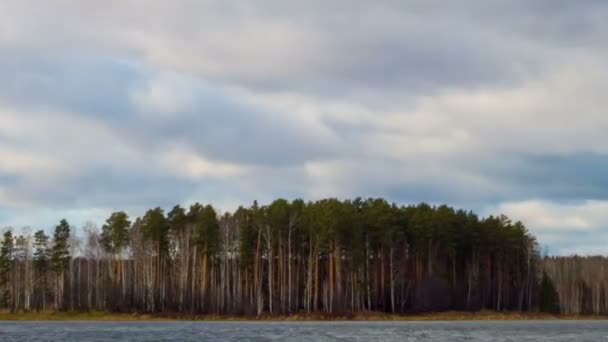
[0,311,606,321]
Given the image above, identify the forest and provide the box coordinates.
[0,198,606,316]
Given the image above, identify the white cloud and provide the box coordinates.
[0,108,144,170]
[0,145,68,178]
[492,200,608,256]
[160,145,247,180]
[1,1,608,254]
[496,200,608,232]
[130,72,200,117]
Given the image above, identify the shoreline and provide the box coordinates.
[0,311,606,321]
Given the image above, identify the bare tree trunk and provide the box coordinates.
[265,225,273,314]
[365,237,371,311]
[254,227,263,316]
[390,247,395,313]
[287,220,293,312]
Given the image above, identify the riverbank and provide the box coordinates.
[0,310,606,321]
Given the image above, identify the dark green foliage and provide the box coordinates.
[142,207,169,252]
[0,230,14,307]
[100,212,131,255]
[168,205,187,234]
[33,230,50,272]
[196,205,220,255]
[236,205,256,269]
[539,271,561,314]
[32,230,51,311]
[50,219,71,273]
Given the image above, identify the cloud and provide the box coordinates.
[130,73,200,118]
[0,1,608,254]
[0,145,68,179]
[6,1,606,97]
[493,200,608,256]
[160,145,247,180]
[497,200,608,232]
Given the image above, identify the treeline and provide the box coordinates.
[0,198,594,315]
[541,256,608,315]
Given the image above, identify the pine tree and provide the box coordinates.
[100,212,131,256]
[33,230,50,311]
[50,219,71,310]
[100,211,132,309]
[195,205,219,313]
[141,208,169,311]
[0,230,15,310]
[539,271,560,314]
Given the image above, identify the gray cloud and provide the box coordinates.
[1,55,339,166]
[5,1,606,99]
[0,1,608,254]
[0,54,138,117]
[504,154,608,201]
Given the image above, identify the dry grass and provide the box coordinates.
[0,310,605,321]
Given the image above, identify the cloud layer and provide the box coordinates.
[1,1,607,255]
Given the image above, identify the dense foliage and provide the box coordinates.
[0,198,603,315]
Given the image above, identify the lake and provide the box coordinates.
[0,321,606,341]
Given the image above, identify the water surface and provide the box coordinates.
[0,321,606,341]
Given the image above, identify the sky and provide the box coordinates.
[1,1,607,255]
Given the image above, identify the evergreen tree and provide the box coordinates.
[33,230,50,311]
[50,220,71,273]
[141,208,169,311]
[100,212,132,309]
[50,219,71,310]
[0,230,14,309]
[142,208,169,254]
[100,212,131,256]
[539,271,561,314]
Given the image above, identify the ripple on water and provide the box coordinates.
[1,321,607,342]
